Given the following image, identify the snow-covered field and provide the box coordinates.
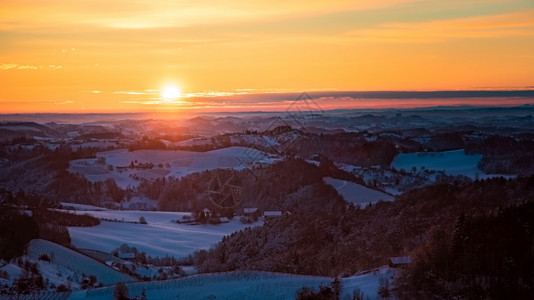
[323,177,393,206]
[27,239,135,286]
[69,146,276,188]
[10,240,394,300]
[391,149,484,178]
[341,267,395,299]
[67,210,262,258]
[68,268,395,299]
[0,264,24,288]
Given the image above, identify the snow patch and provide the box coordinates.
[391,149,484,178]
[323,177,393,207]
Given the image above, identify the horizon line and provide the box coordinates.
[2,89,534,115]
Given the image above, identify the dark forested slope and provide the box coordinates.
[193,176,534,282]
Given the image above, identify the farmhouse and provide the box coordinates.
[388,256,412,268]
[243,207,260,217]
[117,244,136,260]
[118,251,135,260]
[243,207,258,215]
[240,208,260,224]
[263,211,282,219]
[203,208,211,217]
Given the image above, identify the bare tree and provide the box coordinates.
[113,282,129,300]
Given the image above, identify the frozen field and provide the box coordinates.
[69,268,394,299]
[69,146,275,188]
[391,149,485,178]
[323,177,393,206]
[67,210,262,258]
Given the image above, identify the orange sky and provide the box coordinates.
[1,0,534,113]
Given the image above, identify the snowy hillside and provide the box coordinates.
[323,177,393,206]
[27,239,135,286]
[0,264,24,287]
[69,146,276,188]
[67,210,263,257]
[340,267,395,299]
[68,269,395,299]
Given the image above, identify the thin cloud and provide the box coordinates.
[16,65,39,70]
[0,63,63,70]
[53,100,74,105]
[345,9,534,43]
[183,91,249,98]
[82,90,103,94]
[1,0,422,30]
[0,63,19,70]
[60,48,76,53]
[121,98,192,106]
[113,91,157,95]
[0,63,38,70]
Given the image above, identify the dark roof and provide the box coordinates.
[389,256,412,265]
[264,211,282,217]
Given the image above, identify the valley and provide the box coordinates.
[1,105,534,299]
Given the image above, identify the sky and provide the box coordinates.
[1,0,534,113]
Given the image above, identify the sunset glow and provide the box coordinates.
[161,86,182,102]
[1,0,534,113]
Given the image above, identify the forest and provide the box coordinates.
[0,192,100,259]
[397,200,534,298]
[146,157,356,214]
[191,176,534,298]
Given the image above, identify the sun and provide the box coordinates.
[161,85,182,101]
